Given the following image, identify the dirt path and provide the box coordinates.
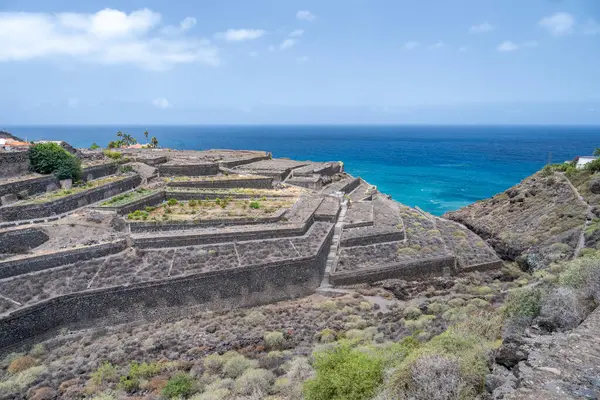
[557,172,595,257]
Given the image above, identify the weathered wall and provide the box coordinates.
[0,229,332,349]
[0,152,29,179]
[330,255,456,285]
[167,177,273,189]
[97,191,166,216]
[159,163,219,177]
[218,154,271,168]
[82,163,119,181]
[129,209,287,233]
[0,164,117,199]
[134,221,310,248]
[0,175,141,222]
[0,240,127,279]
[0,228,49,254]
[0,175,59,199]
[340,231,405,247]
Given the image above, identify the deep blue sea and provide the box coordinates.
[5,125,599,215]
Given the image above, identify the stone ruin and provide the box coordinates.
[0,147,502,348]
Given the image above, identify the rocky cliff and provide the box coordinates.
[445,171,600,270]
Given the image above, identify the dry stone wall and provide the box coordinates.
[0,240,128,279]
[0,175,141,222]
[159,163,219,177]
[0,224,332,349]
[0,227,49,254]
[0,152,29,178]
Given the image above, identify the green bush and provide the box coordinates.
[249,201,260,209]
[233,368,275,396]
[103,149,122,159]
[167,198,178,206]
[162,373,196,398]
[223,353,257,379]
[503,287,543,319]
[89,143,101,150]
[90,362,118,386]
[304,342,383,400]
[29,142,82,180]
[264,331,286,350]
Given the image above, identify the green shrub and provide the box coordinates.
[304,342,383,400]
[167,198,178,206]
[103,149,122,160]
[90,143,101,150]
[29,142,82,180]
[264,331,286,349]
[90,362,118,386]
[504,287,543,319]
[249,201,260,209]
[162,373,196,398]
[223,353,258,379]
[233,368,275,396]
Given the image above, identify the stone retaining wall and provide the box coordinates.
[0,240,128,279]
[461,259,504,273]
[134,221,311,248]
[0,229,332,349]
[0,175,58,199]
[0,228,49,254]
[0,152,29,178]
[129,209,287,233]
[167,177,273,189]
[330,255,456,285]
[98,191,166,216]
[82,163,119,181]
[0,175,141,222]
[166,190,295,201]
[219,154,271,168]
[159,163,219,177]
[0,164,117,200]
[339,230,405,247]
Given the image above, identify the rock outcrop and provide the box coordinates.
[445,172,591,269]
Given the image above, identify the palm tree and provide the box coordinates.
[116,130,123,138]
[144,130,149,142]
[122,133,137,146]
[150,136,159,148]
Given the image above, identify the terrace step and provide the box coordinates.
[319,193,347,289]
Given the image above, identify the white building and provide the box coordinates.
[576,156,599,169]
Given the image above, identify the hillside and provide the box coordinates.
[445,170,599,270]
[0,131,24,142]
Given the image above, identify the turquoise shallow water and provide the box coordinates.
[5,125,599,215]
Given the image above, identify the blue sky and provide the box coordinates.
[0,0,599,125]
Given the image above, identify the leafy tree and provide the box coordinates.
[89,143,100,150]
[150,136,159,148]
[107,140,122,149]
[29,142,82,180]
[593,148,600,157]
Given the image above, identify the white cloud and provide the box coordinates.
[218,29,265,42]
[497,41,519,52]
[403,41,420,50]
[458,46,467,53]
[296,56,309,63]
[180,17,196,32]
[428,41,444,49]
[0,9,219,70]
[152,97,172,109]
[497,40,538,52]
[539,12,575,36]
[296,10,316,21]
[469,22,495,34]
[162,16,197,35]
[67,98,79,108]
[582,19,600,35]
[289,29,304,37]
[280,39,297,50]
[249,51,259,57]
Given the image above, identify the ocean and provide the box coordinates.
[4,125,599,215]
